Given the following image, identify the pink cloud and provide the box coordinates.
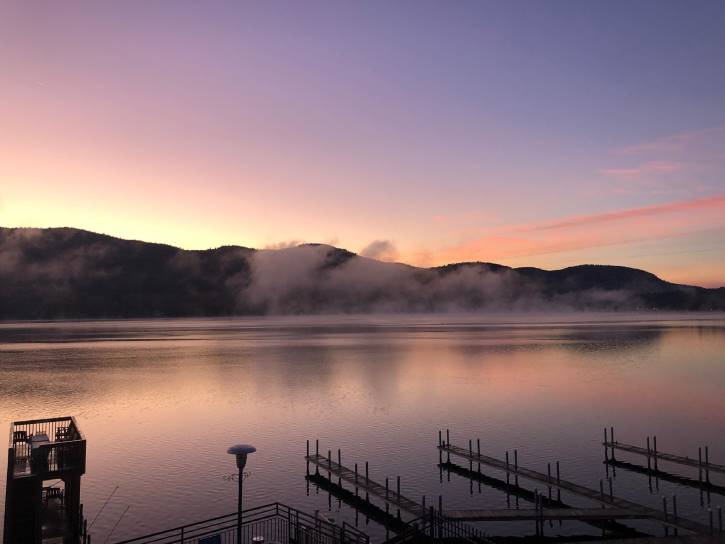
[618,126,723,156]
[419,194,725,266]
[525,194,725,232]
[601,160,682,178]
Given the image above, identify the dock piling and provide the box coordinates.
[556,461,561,504]
[547,463,552,501]
[653,436,659,471]
[446,430,450,462]
[663,496,669,536]
[469,439,473,471]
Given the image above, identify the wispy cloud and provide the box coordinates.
[421,194,725,265]
[524,194,725,232]
[601,160,682,178]
[617,126,724,156]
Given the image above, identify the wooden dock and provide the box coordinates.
[306,452,424,516]
[441,460,646,538]
[444,507,654,522]
[604,437,725,478]
[439,441,712,535]
[606,458,725,497]
[306,472,410,533]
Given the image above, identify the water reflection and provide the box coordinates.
[0,315,724,542]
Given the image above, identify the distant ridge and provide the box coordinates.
[0,227,723,319]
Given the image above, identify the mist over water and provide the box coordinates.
[1,314,724,542]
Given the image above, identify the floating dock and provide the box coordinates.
[439,436,714,536]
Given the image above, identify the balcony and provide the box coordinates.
[9,416,86,479]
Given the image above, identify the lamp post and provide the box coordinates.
[228,444,256,544]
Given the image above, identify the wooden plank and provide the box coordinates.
[440,443,711,535]
[605,441,725,476]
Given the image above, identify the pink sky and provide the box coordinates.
[1,2,724,287]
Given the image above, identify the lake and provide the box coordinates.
[1,314,724,542]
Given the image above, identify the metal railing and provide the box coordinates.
[114,503,369,544]
[9,416,86,477]
[383,509,492,544]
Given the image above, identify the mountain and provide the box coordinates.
[0,227,723,319]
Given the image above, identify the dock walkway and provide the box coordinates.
[439,442,711,535]
[306,453,423,516]
[605,441,725,477]
[444,507,653,522]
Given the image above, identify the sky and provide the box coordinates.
[1,1,724,287]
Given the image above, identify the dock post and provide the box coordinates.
[603,428,608,461]
[646,436,651,471]
[327,450,332,481]
[608,478,613,502]
[365,461,369,503]
[337,449,341,486]
[446,429,450,462]
[653,436,658,471]
[600,479,604,502]
[438,430,443,465]
[610,427,616,461]
[397,476,401,518]
[662,496,669,536]
[469,439,473,471]
[673,494,678,536]
[705,446,710,484]
[699,447,703,484]
[354,463,358,496]
[514,449,519,488]
[556,461,561,504]
[306,440,310,475]
[385,477,389,500]
[505,451,510,485]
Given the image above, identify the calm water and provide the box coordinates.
[1,314,724,542]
